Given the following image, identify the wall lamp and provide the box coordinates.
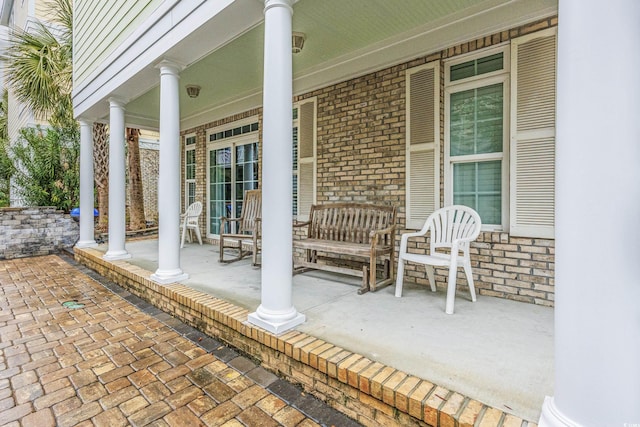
[185,85,201,98]
[292,32,306,54]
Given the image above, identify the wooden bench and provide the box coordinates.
[219,189,261,266]
[293,203,397,294]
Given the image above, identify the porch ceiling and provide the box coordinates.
[119,0,557,129]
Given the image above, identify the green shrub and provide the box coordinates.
[10,124,79,211]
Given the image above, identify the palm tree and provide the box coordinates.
[127,128,146,230]
[3,0,73,128]
[3,0,146,230]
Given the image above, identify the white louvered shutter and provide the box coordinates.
[406,62,439,229]
[297,99,316,219]
[510,28,557,238]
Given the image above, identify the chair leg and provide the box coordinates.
[180,223,187,249]
[425,265,437,292]
[194,226,202,245]
[395,259,405,297]
[369,254,376,292]
[219,237,225,263]
[463,261,477,302]
[445,265,459,315]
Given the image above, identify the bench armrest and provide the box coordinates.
[370,225,396,246]
[293,220,310,228]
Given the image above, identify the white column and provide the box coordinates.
[248,0,305,333]
[150,61,188,284]
[540,1,640,426]
[103,98,131,260]
[75,119,97,248]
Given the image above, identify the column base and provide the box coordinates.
[75,240,98,249]
[248,311,305,335]
[150,269,189,284]
[103,250,131,261]
[539,396,580,427]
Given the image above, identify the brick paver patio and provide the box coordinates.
[0,254,359,427]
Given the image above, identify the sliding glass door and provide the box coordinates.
[208,136,258,236]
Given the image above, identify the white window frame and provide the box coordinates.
[444,45,510,231]
[184,134,197,209]
[205,117,260,237]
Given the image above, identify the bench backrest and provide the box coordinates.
[307,203,396,244]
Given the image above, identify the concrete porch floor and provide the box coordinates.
[90,238,553,422]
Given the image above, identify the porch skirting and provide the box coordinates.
[74,246,536,427]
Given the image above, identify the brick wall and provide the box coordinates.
[140,145,159,224]
[181,18,557,307]
[0,207,79,259]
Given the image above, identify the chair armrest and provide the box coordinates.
[399,230,427,241]
[220,216,243,235]
[398,229,429,254]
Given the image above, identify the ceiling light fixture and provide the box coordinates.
[185,85,201,98]
[292,32,306,54]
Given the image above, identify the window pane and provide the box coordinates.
[186,149,196,180]
[453,163,475,193]
[187,182,196,206]
[476,53,503,75]
[450,83,503,156]
[209,148,232,235]
[453,160,501,225]
[450,53,503,81]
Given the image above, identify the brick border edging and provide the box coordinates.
[74,247,538,427]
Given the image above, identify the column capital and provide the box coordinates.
[108,97,128,109]
[77,117,95,127]
[264,0,297,13]
[155,59,184,76]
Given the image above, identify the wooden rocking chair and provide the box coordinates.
[219,189,261,266]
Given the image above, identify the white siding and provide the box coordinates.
[74,0,162,87]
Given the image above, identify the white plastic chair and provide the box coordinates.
[180,201,203,248]
[395,205,482,314]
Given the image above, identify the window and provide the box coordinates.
[445,47,509,228]
[406,33,556,237]
[292,98,316,220]
[185,135,196,208]
[207,120,259,236]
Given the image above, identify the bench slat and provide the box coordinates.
[293,239,393,256]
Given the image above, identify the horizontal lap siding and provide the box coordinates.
[74,0,162,87]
